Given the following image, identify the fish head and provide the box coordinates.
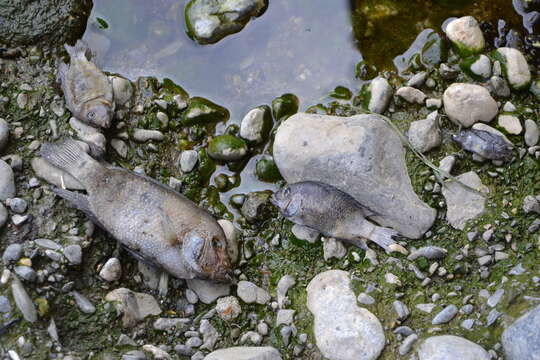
[452,130,468,146]
[271,184,302,218]
[183,230,232,282]
[83,100,113,128]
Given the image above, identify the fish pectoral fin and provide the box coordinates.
[57,61,69,86]
[51,187,105,229]
[123,246,161,270]
[159,211,179,246]
[359,204,379,218]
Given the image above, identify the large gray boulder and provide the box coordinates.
[204,347,282,360]
[185,0,267,44]
[273,113,436,239]
[415,335,489,360]
[307,270,385,360]
[502,304,540,360]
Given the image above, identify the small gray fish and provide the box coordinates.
[453,129,513,161]
[58,40,114,128]
[40,140,232,281]
[271,181,407,254]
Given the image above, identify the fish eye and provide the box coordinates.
[87,111,95,119]
[212,237,223,249]
[283,187,291,197]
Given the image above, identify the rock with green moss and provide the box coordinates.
[493,47,532,91]
[272,93,299,121]
[185,0,267,44]
[241,191,272,222]
[255,155,282,182]
[460,54,491,80]
[444,16,485,57]
[240,105,273,143]
[208,134,248,161]
[0,0,92,46]
[181,97,229,126]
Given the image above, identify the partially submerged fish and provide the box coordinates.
[453,129,513,161]
[271,181,407,254]
[40,140,232,281]
[58,40,114,128]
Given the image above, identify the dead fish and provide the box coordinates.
[453,129,513,161]
[58,40,114,128]
[271,181,407,254]
[40,140,232,281]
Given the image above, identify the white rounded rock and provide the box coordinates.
[367,77,393,114]
[99,258,122,282]
[415,335,489,360]
[443,83,498,127]
[498,115,522,135]
[307,270,385,360]
[444,16,485,56]
[495,47,531,90]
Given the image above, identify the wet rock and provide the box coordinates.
[524,119,539,146]
[323,237,347,260]
[432,304,458,325]
[502,304,540,360]
[255,155,282,182]
[396,86,426,104]
[111,76,133,106]
[0,159,16,200]
[204,346,282,360]
[216,296,242,321]
[208,135,248,161]
[3,243,23,263]
[63,244,82,265]
[408,112,441,153]
[133,129,164,143]
[307,270,385,360]
[180,150,199,173]
[0,0,92,46]
[444,16,485,56]
[11,276,37,322]
[498,115,522,135]
[69,117,106,157]
[186,279,230,304]
[181,97,229,126]
[237,281,271,305]
[0,203,7,228]
[415,335,489,360]
[71,291,96,314]
[240,105,272,143]
[273,113,436,238]
[367,77,393,114]
[0,118,8,153]
[99,258,122,282]
[241,191,271,223]
[494,47,532,90]
[185,0,266,44]
[441,171,489,230]
[272,93,299,121]
[31,157,84,190]
[443,83,498,127]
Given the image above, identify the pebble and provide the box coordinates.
[16,93,28,109]
[407,72,427,88]
[393,300,410,320]
[133,129,164,142]
[71,291,96,314]
[276,275,296,308]
[495,47,531,90]
[385,273,401,286]
[469,55,491,78]
[142,345,172,360]
[204,347,282,360]
[240,106,272,143]
[199,319,219,350]
[186,279,230,304]
[63,244,82,265]
[509,263,526,275]
[399,334,418,355]
[291,224,319,243]
[396,86,426,104]
[236,281,271,305]
[439,155,455,174]
[0,295,12,313]
[122,350,147,360]
[257,322,269,336]
[0,118,8,153]
[407,112,441,153]
[368,76,393,114]
[488,76,511,98]
[111,139,128,158]
[498,115,522,134]
[487,288,504,307]
[394,326,414,336]
[276,309,295,326]
[323,237,347,260]
[180,150,198,173]
[461,318,475,330]
[444,16,485,55]
[432,304,458,325]
[0,159,16,200]
[99,257,122,281]
[11,214,28,226]
[426,98,442,109]
[153,318,190,332]
[486,309,501,326]
[156,112,168,127]
[443,83,498,127]
[415,335,489,360]
[11,277,37,322]
[524,119,539,147]
[357,293,375,305]
[408,246,447,261]
[215,296,242,321]
[3,243,23,263]
[14,266,37,282]
[6,198,26,214]
[35,238,62,250]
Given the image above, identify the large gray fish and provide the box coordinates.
[40,140,232,281]
[58,40,114,128]
[453,129,513,161]
[271,181,407,254]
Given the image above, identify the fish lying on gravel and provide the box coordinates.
[453,129,513,161]
[271,181,407,254]
[40,139,232,281]
[58,40,114,128]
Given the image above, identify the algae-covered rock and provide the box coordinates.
[494,47,532,91]
[272,94,299,121]
[255,155,282,182]
[241,191,272,223]
[208,134,248,161]
[444,16,485,57]
[460,54,491,80]
[0,0,92,46]
[181,97,229,126]
[185,0,267,44]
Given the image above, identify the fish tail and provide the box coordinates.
[40,139,100,183]
[64,40,91,60]
[369,226,408,255]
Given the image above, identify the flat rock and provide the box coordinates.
[31,157,84,190]
[307,270,385,360]
[415,335,489,360]
[0,159,16,200]
[237,281,271,305]
[367,77,393,114]
[443,83,498,127]
[204,346,282,360]
[444,16,485,56]
[502,304,540,360]
[273,113,436,239]
[408,113,441,153]
[495,47,531,90]
[442,171,489,230]
[187,279,231,304]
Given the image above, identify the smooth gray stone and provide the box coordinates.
[416,335,489,360]
[502,305,540,360]
[0,159,15,200]
[11,276,37,322]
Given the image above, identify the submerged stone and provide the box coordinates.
[208,134,248,161]
[273,113,436,239]
[272,93,299,121]
[180,97,229,126]
[240,105,273,143]
[255,156,282,182]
